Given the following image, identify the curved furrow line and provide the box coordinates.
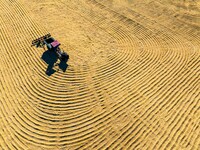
[18,83,93,112]
[23,83,94,106]
[11,97,94,135]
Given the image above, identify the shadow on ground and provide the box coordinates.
[41,50,68,76]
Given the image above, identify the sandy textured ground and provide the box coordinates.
[0,0,199,149]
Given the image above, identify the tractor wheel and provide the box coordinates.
[61,52,69,61]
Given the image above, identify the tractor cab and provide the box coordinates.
[44,37,60,51]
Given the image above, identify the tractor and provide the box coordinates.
[31,33,69,61]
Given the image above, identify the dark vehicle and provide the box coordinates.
[32,33,69,61]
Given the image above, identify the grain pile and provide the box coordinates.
[0,0,199,149]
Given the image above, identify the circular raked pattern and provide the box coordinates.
[0,0,199,149]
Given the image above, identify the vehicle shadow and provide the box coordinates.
[41,50,69,76]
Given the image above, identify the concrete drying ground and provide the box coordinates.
[0,0,199,149]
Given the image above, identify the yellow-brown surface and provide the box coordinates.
[0,0,199,149]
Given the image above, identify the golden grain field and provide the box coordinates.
[0,0,199,149]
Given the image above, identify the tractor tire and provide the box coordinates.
[61,52,69,61]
